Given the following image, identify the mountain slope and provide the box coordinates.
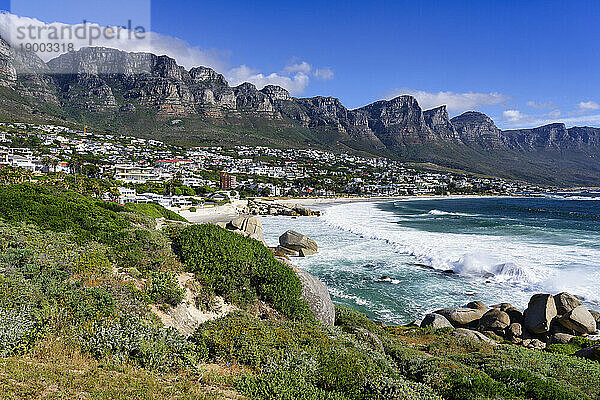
[0,41,599,186]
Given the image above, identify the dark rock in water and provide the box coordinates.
[279,230,318,256]
[421,313,453,329]
[550,333,575,344]
[524,294,557,334]
[558,305,597,335]
[554,292,582,315]
[411,263,435,270]
[443,269,455,274]
[575,345,600,361]
[377,276,392,282]
[478,309,510,333]
[294,268,334,326]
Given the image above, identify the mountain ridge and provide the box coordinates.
[0,41,599,186]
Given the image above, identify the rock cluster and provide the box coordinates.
[421,292,600,353]
[245,200,320,217]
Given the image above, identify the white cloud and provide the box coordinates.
[578,101,600,110]
[314,67,334,80]
[0,12,325,95]
[502,109,527,123]
[282,61,312,74]
[526,101,555,109]
[500,108,600,129]
[227,65,310,95]
[385,88,509,113]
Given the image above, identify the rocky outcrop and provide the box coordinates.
[451,328,497,345]
[478,309,510,334]
[524,294,557,334]
[558,306,597,335]
[218,216,265,243]
[424,292,599,352]
[279,230,318,256]
[434,302,487,327]
[421,313,453,329]
[424,105,459,139]
[294,267,335,326]
[245,200,320,217]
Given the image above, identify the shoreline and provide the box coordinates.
[175,194,522,223]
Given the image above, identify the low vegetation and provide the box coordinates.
[0,181,598,399]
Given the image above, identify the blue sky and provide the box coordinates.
[1,0,600,128]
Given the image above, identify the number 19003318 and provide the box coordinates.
[19,42,74,53]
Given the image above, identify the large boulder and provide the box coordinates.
[590,310,600,330]
[279,230,318,256]
[434,306,486,327]
[575,345,600,362]
[451,328,497,345]
[524,294,557,334]
[225,216,265,243]
[558,305,597,335]
[478,309,510,333]
[494,303,523,324]
[506,323,523,343]
[550,333,575,344]
[421,313,453,329]
[294,267,334,326]
[554,292,582,315]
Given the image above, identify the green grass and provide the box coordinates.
[124,203,188,222]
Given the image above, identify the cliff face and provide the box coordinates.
[450,111,506,149]
[0,42,599,185]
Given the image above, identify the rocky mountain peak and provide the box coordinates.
[451,111,505,149]
[424,105,459,139]
[260,85,292,101]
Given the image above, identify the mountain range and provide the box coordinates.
[0,39,599,186]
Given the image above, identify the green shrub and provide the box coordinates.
[334,305,384,335]
[0,183,130,244]
[489,368,587,400]
[124,203,188,222]
[145,270,185,306]
[173,224,311,320]
[82,315,202,372]
[194,312,442,400]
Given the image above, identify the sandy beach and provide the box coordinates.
[174,194,514,223]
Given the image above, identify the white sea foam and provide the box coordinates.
[320,201,600,304]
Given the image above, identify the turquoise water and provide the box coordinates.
[261,195,600,324]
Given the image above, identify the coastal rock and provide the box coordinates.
[478,309,510,333]
[421,313,453,329]
[451,328,497,345]
[524,338,546,350]
[294,267,335,326]
[524,294,557,334]
[434,307,486,327]
[466,301,488,312]
[506,323,523,343]
[589,310,600,329]
[225,216,265,243]
[558,305,597,335]
[494,303,523,324]
[279,230,318,256]
[550,333,575,344]
[276,245,299,257]
[574,345,600,362]
[554,292,582,315]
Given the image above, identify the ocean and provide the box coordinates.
[261,195,600,325]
